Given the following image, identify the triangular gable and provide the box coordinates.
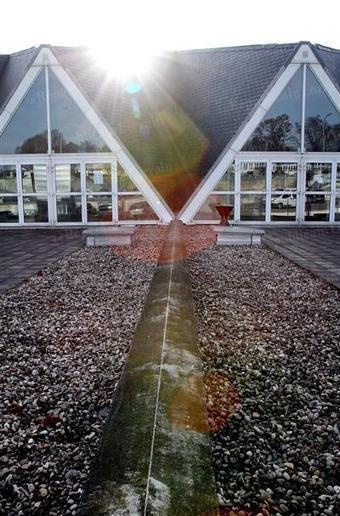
[179,43,340,223]
[0,46,173,223]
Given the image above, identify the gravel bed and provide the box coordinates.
[0,226,165,516]
[186,226,340,516]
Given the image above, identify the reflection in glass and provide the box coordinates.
[305,163,331,191]
[241,194,266,221]
[86,163,111,192]
[22,165,47,193]
[336,163,340,190]
[271,162,297,191]
[242,68,302,151]
[57,195,82,222]
[304,194,330,221]
[23,196,48,222]
[118,195,158,220]
[335,196,340,221]
[214,163,235,191]
[117,163,138,192]
[87,195,112,222]
[56,164,81,192]
[0,196,18,222]
[49,70,110,153]
[305,67,340,152]
[194,194,234,221]
[0,70,48,154]
[241,162,266,191]
[271,193,296,221]
[0,165,17,193]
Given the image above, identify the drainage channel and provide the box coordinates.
[81,221,219,515]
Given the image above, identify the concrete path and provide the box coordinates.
[82,222,218,515]
[0,228,84,292]
[263,227,340,289]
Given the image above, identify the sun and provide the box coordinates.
[90,42,156,79]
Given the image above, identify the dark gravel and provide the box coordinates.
[0,226,165,516]
[186,226,340,516]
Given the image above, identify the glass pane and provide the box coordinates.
[118,195,158,220]
[242,68,302,151]
[0,70,48,154]
[336,164,340,190]
[49,70,110,153]
[271,162,297,191]
[304,194,330,221]
[117,162,138,192]
[305,67,340,152]
[335,196,340,221]
[55,164,81,192]
[241,162,266,191]
[0,196,18,223]
[271,193,297,221]
[194,194,234,221]
[87,195,112,222]
[0,165,17,193]
[214,163,235,191]
[22,165,47,193]
[306,163,332,191]
[57,195,82,222]
[86,163,111,192]
[241,194,266,221]
[23,196,48,222]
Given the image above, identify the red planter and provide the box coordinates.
[215,204,233,226]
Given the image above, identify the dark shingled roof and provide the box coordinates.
[0,47,37,110]
[1,42,340,211]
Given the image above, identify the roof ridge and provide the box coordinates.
[173,42,299,55]
[314,43,340,54]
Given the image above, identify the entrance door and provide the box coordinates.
[21,163,50,224]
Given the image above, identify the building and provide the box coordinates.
[0,42,339,226]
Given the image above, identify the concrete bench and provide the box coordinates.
[83,226,137,246]
[212,225,265,245]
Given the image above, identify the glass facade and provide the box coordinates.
[0,70,48,154]
[242,68,303,152]
[118,195,158,221]
[194,194,234,221]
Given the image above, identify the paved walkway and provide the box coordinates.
[263,227,340,289]
[0,229,84,292]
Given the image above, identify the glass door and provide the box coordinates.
[21,164,50,224]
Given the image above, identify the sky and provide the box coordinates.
[1,0,340,58]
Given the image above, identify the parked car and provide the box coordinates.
[271,192,296,209]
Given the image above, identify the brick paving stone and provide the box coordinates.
[0,229,84,292]
[263,227,340,289]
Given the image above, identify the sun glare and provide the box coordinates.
[90,43,156,79]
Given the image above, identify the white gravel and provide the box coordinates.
[186,226,340,516]
[0,226,165,516]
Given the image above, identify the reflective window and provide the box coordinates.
[87,195,113,222]
[305,67,340,152]
[57,195,82,222]
[336,164,340,190]
[271,193,296,221]
[23,196,48,222]
[49,70,110,153]
[214,163,235,191]
[241,162,266,191]
[242,68,303,151]
[271,162,297,191]
[55,164,81,192]
[0,196,18,222]
[305,194,330,221]
[0,70,48,154]
[194,194,234,221]
[306,163,332,191]
[0,165,17,193]
[117,163,138,192]
[335,196,340,221]
[86,163,111,192]
[118,195,158,220]
[22,165,48,193]
[240,194,266,221]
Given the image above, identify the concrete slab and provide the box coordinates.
[81,222,218,515]
[83,226,137,246]
[212,225,265,246]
